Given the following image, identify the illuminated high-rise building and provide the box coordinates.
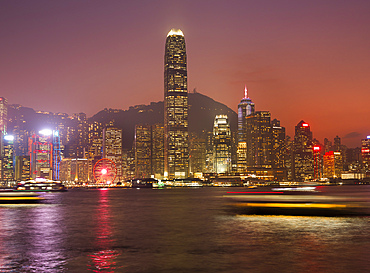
[237,86,255,173]
[103,125,123,182]
[246,111,272,169]
[293,120,313,181]
[0,97,7,134]
[271,119,286,180]
[30,131,53,180]
[151,124,164,178]
[1,135,15,181]
[361,135,370,173]
[213,115,231,174]
[135,124,152,178]
[313,145,322,180]
[323,151,343,179]
[134,124,164,179]
[189,132,206,175]
[237,86,255,143]
[164,28,189,179]
[15,155,30,181]
[271,119,285,169]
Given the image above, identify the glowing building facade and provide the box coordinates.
[103,126,122,182]
[237,86,255,143]
[1,135,15,181]
[164,28,189,179]
[134,124,164,179]
[0,97,7,134]
[293,120,314,181]
[362,136,370,174]
[135,124,152,178]
[323,151,343,179]
[237,86,255,172]
[30,132,53,180]
[246,111,272,169]
[213,115,231,174]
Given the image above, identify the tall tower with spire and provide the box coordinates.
[237,85,255,143]
[237,86,255,172]
[164,29,189,179]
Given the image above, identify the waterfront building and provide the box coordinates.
[313,145,322,180]
[285,136,294,181]
[293,121,314,181]
[213,115,231,174]
[29,131,53,180]
[60,158,89,183]
[134,124,164,179]
[271,119,286,180]
[122,148,135,180]
[189,132,206,175]
[323,151,343,179]
[205,131,214,173]
[362,136,370,174]
[14,155,30,181]
[271,119,285,169]
[0,97,7,134]
[246,111,272,169]
[236,141,247,173]
[164,28,189,179]
[103,125,123,182]
[151,124,164,178]
[135,124,152,178]
[1,135,14,181]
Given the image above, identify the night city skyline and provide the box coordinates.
[1,1,370,149]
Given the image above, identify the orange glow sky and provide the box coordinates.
[1,1,369,147]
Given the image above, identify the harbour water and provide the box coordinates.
[0,186,369,272]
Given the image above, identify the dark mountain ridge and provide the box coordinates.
[90,92,237,149]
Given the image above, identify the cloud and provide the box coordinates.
[343,132,361,139]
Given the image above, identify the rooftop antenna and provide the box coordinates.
[244,84,248,98]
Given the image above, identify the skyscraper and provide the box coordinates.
[134,124,165,179]
[135,124,152,178]
[237,86,255,143]
[323,151,343,179]
[293,120,314,181]
[213,115,231,174]
[246,111,272,169]
[164,29,189,179]
[0,97,8,134]
[361,135,370,173]
[103,125,123,182]
[237,86,255,173]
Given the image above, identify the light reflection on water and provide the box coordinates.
[0,202,66,272]
[0,188,369,272]
[87,188,120,272]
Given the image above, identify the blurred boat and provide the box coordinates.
[15,179,67,192]
[224,185,370,216]
[0,190,44,203]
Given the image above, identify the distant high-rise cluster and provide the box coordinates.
[0,29,368,185]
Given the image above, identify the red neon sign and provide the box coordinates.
[313,146,320,151]
[362,149,370,153]
[302,123,309,127]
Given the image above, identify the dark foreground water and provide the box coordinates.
[0,187,370,272]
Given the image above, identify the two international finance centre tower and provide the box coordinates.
[164,29,189,179]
